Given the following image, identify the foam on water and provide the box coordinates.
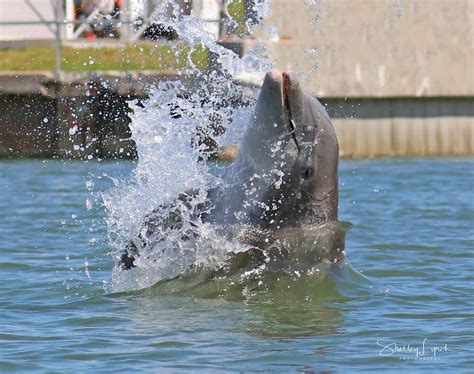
[105,0,272,292]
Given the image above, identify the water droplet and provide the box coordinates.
[69,125,78,136]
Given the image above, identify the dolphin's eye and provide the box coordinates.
[303,168,313,179]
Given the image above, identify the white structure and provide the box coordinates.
[0,0,225,42]
[0,0,56,41]
[192,0,221,40]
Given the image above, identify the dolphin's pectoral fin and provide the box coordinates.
[119,249,136,270]
[117,189,205,271]
[118,237,144,270]
[116,207,165,271]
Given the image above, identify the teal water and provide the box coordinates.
[0,158,472,372]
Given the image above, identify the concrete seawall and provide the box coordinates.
[0,73,473,159]
[324,98,474,158]
[334,118,473,158]
[0,71,192,159]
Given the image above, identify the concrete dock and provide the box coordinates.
[0,71,193,158]
[1,69,472,159]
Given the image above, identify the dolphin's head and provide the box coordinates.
[235,70,339,228]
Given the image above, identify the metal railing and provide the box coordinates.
[0,0,225,80]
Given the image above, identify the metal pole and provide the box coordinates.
[120,0,132,42]
[54,0,62,80]
[65,0,75,39]
[0,20,137,26]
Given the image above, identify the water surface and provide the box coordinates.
[0,158,472,372]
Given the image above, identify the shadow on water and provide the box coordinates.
[107,263,372,340]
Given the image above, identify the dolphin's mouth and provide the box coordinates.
[282,72,300,153]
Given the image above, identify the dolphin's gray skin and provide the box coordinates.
[211,70,339,228]
[119,70,344,273]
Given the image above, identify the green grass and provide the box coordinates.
[0,44,209,72]
[227,0,248,36]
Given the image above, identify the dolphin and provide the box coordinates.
[211,70,339,227]
[207,70,344,273]
[118,70,345,275]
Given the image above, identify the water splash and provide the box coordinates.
[105,0,272,292]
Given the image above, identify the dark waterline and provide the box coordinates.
[0,158,472,372]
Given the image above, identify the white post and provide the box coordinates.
[54,0,62,80]
[65,0,75,39]
[194,0,221,40]
[120,0,133,41]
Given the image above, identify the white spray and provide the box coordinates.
[104,0,272,291]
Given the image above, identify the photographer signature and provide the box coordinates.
[377,338,449,360]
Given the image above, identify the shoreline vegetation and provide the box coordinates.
[0,43,209,72]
